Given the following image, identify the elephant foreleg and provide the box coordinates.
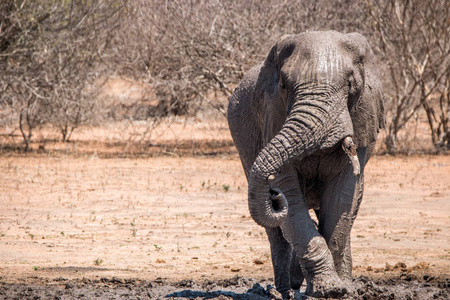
[269,169,347,298]
[289,249,303,290]
[266,227,292,296]
[280,200,347,298]
[319,147,367,282]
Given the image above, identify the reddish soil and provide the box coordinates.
[0,120,449,299]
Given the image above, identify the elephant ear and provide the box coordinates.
[228,36,294,176]
[254,35,295,144]
[345,33,385,148]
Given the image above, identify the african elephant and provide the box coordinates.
[227,31,384,298]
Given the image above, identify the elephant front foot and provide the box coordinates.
[289,251,304,290]
[304,270,348,298]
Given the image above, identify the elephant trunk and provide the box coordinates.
[248,90,357,228]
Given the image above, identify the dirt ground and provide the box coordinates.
[0,120,449,299]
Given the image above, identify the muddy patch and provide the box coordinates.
[1,275,448,299]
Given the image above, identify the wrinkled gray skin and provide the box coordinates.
[227,31,385,298]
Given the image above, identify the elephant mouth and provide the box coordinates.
[342,136,360,176]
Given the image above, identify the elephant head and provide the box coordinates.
[248,31,385,228]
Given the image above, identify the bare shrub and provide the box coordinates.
[109,0,367,118]
[102,0,370,152]
[1,0,446,154]
[0,0,121,149]
[365,0,449,153]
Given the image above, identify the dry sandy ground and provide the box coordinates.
[0,121,449,298]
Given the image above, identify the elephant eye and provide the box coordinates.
[347,75,359,109]
[279,70,289,90]
[348,74,356,95]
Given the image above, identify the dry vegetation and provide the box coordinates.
[0,0,448,155]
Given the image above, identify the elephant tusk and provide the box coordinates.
[342,137,360,176]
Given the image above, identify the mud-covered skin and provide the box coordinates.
[228,31,385,298]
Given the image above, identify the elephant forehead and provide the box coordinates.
[315,44,344,79]
[284,44,346,84]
